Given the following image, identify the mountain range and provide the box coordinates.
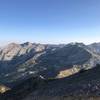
[0,42,100,87]
[0,42,100,100]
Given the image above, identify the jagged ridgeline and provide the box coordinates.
[0,42,100,87]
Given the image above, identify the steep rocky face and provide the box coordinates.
[0,42,100,86]
[0,43,46,72]
[0,43,21,61]
[0,42,47,62]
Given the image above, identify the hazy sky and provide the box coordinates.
[0,0,100,45]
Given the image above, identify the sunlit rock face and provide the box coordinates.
[0,43,21,61]
[0,85,10,93]
[0,42,46,61]
[56,66,80,78]
[0,42,47,72]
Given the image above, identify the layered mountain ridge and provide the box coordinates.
[0,42,100,87]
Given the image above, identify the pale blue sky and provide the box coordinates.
[0,0,100,45]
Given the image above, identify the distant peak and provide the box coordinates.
[67,42,85,47]
[7,43,20,47]
[21,42,33,47]
[90,42,100,46]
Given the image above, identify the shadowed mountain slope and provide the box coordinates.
[1,64,100,100]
